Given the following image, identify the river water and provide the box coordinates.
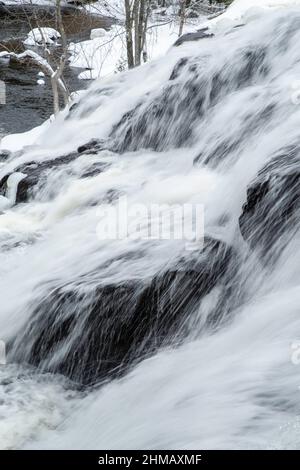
[0,4,114,136]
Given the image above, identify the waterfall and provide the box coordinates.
[1,4,300,450]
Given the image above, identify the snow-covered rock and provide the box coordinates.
[0,119,51,153]
[24,28,61,47]
[90,28,106,40]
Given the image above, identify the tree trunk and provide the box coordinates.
[134,0,140,66]
[125,0,134,69]
[137,0,146,65]
[178,0,187,37]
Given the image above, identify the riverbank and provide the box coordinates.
[0,4,115,135]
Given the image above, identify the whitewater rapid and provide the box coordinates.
[1,2,300,450]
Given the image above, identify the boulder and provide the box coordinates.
[111,46,269,154]
[0,154,76,203]
[10,237,233,385]
[90,28,107,40]
[0,150,10,161]
[173,29,213,47]
[77,138,105,155]
[239,146,300,259]
[110,65,206,152]
[0,139,107,204]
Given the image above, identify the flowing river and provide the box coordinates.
[0,3,300,450]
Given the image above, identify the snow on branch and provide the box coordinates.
[0,49,67,95]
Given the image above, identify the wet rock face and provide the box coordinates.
[0,150,10,162]
[111,46,269,154]
[194,103,275,168]
[239,147,300,259]
[110,67,206,153]
[10,237,233,385]
[0,154,77,203]
[0,139,107,203]
[173,29,214,47]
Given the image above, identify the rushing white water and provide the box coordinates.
[1,4,300,450]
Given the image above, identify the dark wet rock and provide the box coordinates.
[209,47,268,107]
[0,142,109,203]
[110,77,206,152]
[10,237,233,385]
[80,162,110,179]
[67,101,80,118]
[239,146,300,259]
[236,48,269,89]
[111,46,269,154]
[186,10,200,19]
[77,139,105,155]
[173,29,213,47]
[67,0,90,5]
[194,103,276,168]
[169,57,189,81]
[0,153,76,203]
[0,150,11,162]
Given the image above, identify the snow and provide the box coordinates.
[1,0,71,6]
[71,0,300,81]
[208,0,300,31]
[69,25,125,80]
[0,49,67,95]
[90,28,106,40]
[82,0,125,20]
[70,21,196,80]
[24,28,61,47]
[0,119,51,153]
[37,79,45,85]
[225,0,300,19]
[0,49,53,76]
[3,0,300,153]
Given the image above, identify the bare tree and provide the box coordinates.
[124,0,150,69]
[0,0,70,116]
[178,0,187,37]
[52,0,69,114]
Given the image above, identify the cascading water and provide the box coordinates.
[1,4,300,450]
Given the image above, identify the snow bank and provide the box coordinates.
[82,0,125,20]
[0,0,70,6]
[90,28,106,40]
[69,25,125,80]
[24,28,61,47]
[74,0,300,80]
[69,22,194,80]
[225,0,300,19]
[208,0,300,31]
[0,120,50,153]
